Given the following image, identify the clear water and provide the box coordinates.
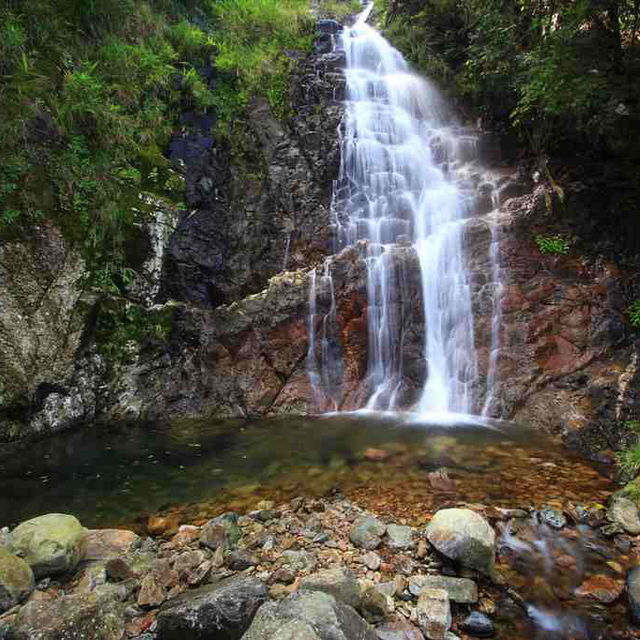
[307,2,502,415]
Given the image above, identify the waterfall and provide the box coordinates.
[307,2,502,417]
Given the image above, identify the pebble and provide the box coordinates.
[364,551,382,570]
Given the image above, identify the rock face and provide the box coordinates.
[11,514,87,578]
[9,592,124,640]
[156,575,267,640]
[0,549,34,614]
[425,509,495,575]
[241,590,378,640]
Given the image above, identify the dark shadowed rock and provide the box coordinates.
[241,590,377,640]
[459,612,495,638]
[157,575,267,640]
[628,566,640,625]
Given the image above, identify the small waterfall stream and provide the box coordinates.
[307,2,503,417]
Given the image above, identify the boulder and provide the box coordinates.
[200,513,242,551]
[85,529,139,561]
[10,592,124,640]
[11,514,86,578]
[350,516,386,550]
[241,590,378,640]
[628,566,640,626]
[416,588,451,640]
[425,509,495,575]
[156,575,267,640]
[607,496,640,535]
[300,567,362,608]
[408,575,477,603]
[0,549,34,614]
[386,524,413,550]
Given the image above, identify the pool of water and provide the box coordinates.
[0,413,611,530]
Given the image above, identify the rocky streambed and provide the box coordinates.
[1,481,640,639]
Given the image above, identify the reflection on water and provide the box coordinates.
[0,414,610,530]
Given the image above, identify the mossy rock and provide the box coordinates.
[0,548,34,614]
[11,514,87,578]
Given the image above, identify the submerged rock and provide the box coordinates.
[10,592,124,640]
[574,574,623,604]
[156,575,267,640]
[11,514,86,578]
[459,611,495,638]
[538,506,567,530]
[299,567,362,608]
[0,549,34,614]
[350,516,387,550]
[241,590,377,640]
[425,509,495,575]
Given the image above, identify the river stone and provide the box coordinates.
[282,550,317,573]
[241,590,378,640]
[156,575,267,640]
[0,548,34,614]
[350,516,386,550]
[85,529,139,561]
[425,509,495,575]
[387,524,413,550]
[10,592,124,640]
[200,512,242,550]
[376,620,425,640]
[416,588,451,640]
[300,567,362,608]
[408,575,477,603]
[459,612,494,638]
[628,566,640,625]
[11,514,87,578]
[608,496,640,535]
[538,506,567,530]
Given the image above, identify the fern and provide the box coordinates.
[534,234,569,255]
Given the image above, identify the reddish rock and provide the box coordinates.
[85,529,139,561]
[125,611,156,638]
[137,574,166,608]
[575,574,623,603]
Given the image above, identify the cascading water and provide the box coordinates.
[308,2,502,417]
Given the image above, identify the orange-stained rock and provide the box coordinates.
[575,574,623,603]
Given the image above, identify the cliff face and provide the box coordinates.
[1,12,638,461]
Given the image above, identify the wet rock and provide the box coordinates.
[416,587,451,640]
[360,582,393,622]
[241,590,378,640]
[0,549,34,614]
[376,620,425,640]
[363,551,382,570]
[408,575,477,604]
[137,573,166,608]
[627,566,640,625]
[227,550,258,571]
[11,514,86,578]
[350,516,387,550]
[538,506,567,530]
[300,567,362,608]
[105,558,135,582]
[200,512,242,551]
[387,524,413,550]
[157,575,267,640]
[85,529,139,561]
[425,509,495,575]
[575,574,623,604]
[10,592,124,640]
[607,496,640,535]
[459,612,494,638]
[317,19,341,34]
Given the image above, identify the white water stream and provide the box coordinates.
[307,2,502,417]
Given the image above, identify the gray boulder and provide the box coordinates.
[241,590,377,640]
[425,509,495,575]
[156,575,267,640]
[300,567,362,608]
[11,514,86,578]
[608,496,640,535]
[0,549,34,614]
[9,592,124,640]
[350,516,386,550]
[408,576,477,603]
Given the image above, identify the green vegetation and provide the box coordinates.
[534,234,570,255]
[378,0,640,155]
[627,301,640,328]
[0,0,314,295]
[319,0,363,20]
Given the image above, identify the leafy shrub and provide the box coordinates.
[534,234,570,255]
[618,442,640,477]
[627,301,640,328]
